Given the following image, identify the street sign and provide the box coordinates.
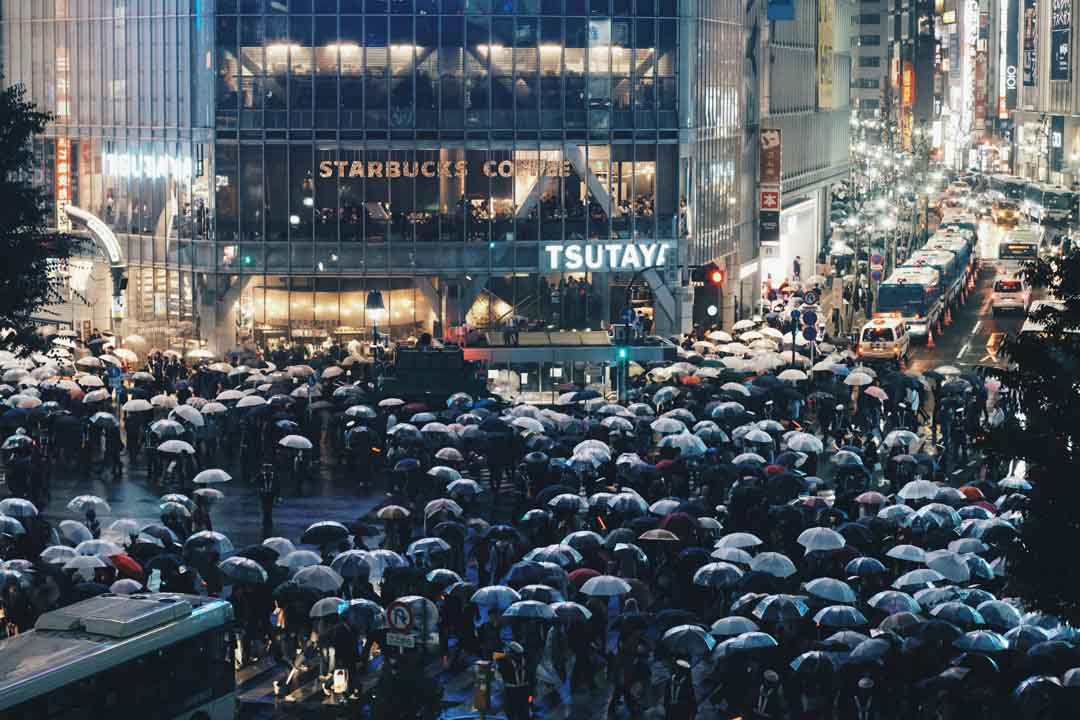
[802,326,818,342]
[387,601,414,631]
[803,291,819,306]
[801,310,818,328]
[871,269,883,282]
[870,252,884,271]
[790,308,801,322]
[759,189,781,211]
[385,632,416,649]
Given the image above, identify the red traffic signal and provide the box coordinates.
[692,262,725,286]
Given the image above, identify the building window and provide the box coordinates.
[858,35,881,46]
[858,56,881,68]
[854,78,880,89]
[859,99,880,109]
[851,13,882,24]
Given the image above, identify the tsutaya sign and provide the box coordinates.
[319,158,572,179]
[542,241,675,272]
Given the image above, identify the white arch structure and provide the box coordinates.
[63,205,124,267]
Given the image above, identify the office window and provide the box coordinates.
[858,35,881,46]
[858,56,881,67]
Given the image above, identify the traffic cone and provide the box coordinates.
[926,328,935,349]
[945,308,952,326]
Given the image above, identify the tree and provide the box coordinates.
[0,81,72,353]
[990,251,1080,625]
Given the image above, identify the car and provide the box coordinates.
[991,277,1031,315]
[857,317,911,368]
[992,199,1021,227]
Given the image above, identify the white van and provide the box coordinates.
[858,317,911,368]
[991,276,1031,314]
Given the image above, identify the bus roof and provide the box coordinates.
[1003,229,1040,244]
[0,594,233,710]
[882,266,940,285]
[905,250,956,268]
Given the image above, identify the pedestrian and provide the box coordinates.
[496,641,532,720]
[793,255,802,281]
[664,659,697,720]
[257,463,279,539]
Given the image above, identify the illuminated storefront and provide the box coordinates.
[4,1,747,352]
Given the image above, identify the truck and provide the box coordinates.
[377,346,487,403]
[873,265,945,343]
[903,249,962,311]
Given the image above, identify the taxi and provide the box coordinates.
[992,199,1021,227]
[857,317,911,368]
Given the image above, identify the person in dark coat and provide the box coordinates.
[665,659,697,720]
[257,464,279,539]
[495,641,532,720]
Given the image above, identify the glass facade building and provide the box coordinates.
[3,0,747,352]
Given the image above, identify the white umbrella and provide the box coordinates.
[279,434,314,450]
[157,439,196,455]
[778,369,808,382]
[844,372,874,387]
[797,527,845,552]
[580,575,632,597]
[236,395,267,408]
[150,394,177,409]
[193,468,232,485]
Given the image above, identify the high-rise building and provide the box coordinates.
[2,0,750,353]
[737,0,852,312]
[852,0,888,118]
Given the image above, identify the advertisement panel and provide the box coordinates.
[1002,0,1020,112]
[1051,0,1072,81]
[1049,116,1066,171]
[55,138,72,233]
[767,0,796,21]
[902,62,915,107]
[1023,0,1038,86]
[817,0,834,109]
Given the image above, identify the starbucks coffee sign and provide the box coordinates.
[319,158,572,179]
[542,241,676,272]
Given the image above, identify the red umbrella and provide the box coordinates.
[764,464,785,476]
[656,459,677,474]
[110,553,144,582]
[973,500,998,514]
[659,512,695,539]
[959,486,985,501]
[568,568,600,589]
[403,402,428,416]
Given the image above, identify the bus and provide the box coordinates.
[988,174,1027,202]
[996,229,1040,272]
[904,249,962,307]
[874,266,944,342]
[0,593,235,719]
[1022,182,1075,224]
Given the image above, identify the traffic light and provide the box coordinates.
[616,346,628,360]
[691,263,725,287]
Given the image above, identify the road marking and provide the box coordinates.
[957,341,971,360]
[971,321,981,335]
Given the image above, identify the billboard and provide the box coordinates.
[817,0,834,109]
[1023,0,1037,86]
[1049,116,1066,170]
[768,0,796,21]
[1051,0,1072,81]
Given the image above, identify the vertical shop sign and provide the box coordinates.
[759,129,782,246]
[55,138,72,232]
[817,0,834,109]
[1023,0,1038,86]
[1051,0,1072,81]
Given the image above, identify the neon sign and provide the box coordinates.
[103,153,193,182]
[542,242,675,272]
